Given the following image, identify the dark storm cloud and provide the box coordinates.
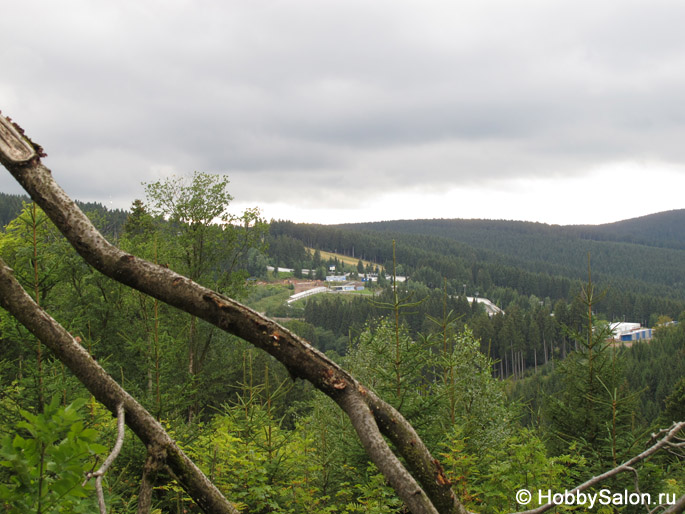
[2,0,685,213]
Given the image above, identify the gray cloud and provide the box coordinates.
[2,0,685,218]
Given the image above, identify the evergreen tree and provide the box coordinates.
[544,267,639,473]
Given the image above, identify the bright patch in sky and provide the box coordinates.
[1,1,684,225]
[243,161,684,226]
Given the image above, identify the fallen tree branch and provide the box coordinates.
[364,389,468,514]
[0,112,463,512]
[336,386,440,514]
[83,402,125,514]
[662,494,685,514]
[0,260,239,514]
[513,421,685,514]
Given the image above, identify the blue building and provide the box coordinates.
[620,328,653,342]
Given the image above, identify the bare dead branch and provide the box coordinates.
[336,387,440,514]
[513,421,685,514]
[364,389,471,514]
[83,402,125,514]
[0,260,239,514]
[624,466,640,496]
[661,494,685,514]
[0,112,462,513]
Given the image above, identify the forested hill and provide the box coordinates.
[270,210,685,320]
[342,209,685,252]
[568,209,685,250]
[0,192,128,238]
[0,192,26,228]
[332,213,685,300]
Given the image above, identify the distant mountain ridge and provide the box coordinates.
[568,209,685,250]
[321,209,685,303]
[341,209,685,251]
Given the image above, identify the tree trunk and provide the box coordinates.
[0,112,467,514]
[0,260,239,514]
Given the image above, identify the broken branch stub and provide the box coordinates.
[0,113,36,164]
[0,109,464,514]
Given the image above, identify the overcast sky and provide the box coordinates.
[2,0,685,225]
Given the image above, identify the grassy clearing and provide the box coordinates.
[245,283,292,313]
[305,247,383,271]
[246,281,375,314]
[299,288,375,305]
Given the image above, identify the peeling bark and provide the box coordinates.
[365,390,469,514]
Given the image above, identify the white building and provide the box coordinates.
[609,322,653,342]
[325,274,349,282]
[609,322,641,339]
[287,286,329,304]
[466,297,504,317]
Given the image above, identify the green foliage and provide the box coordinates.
[133,172,270,421]
[441,427,583,513]
[334,464,402,513]
[0,202,71,304]
[2,189,685,512]
[0,194,128,238]
[189,402,406,513]
[270,218,685,323]
[543,271,645,486]
[0,202,90,410]
[0,193,27,230]
[347,317,433,417]
[267,234,308,269]
[621,323,685,423]
[663,376,685,423]
[246,247,269,278]
[283,319,348,355]
[186,373,334,513]
[245,283,294,317]
[143,171,268,297]
[0,397,106,513]
[433,327,512,452]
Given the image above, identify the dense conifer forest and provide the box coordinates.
[1,188,683,513]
